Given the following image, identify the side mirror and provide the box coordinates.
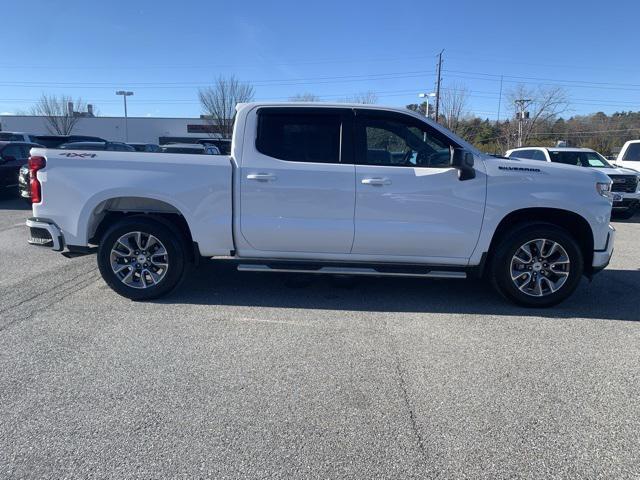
[450,148,476,180]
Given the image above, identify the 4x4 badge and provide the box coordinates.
[59,152,97,158]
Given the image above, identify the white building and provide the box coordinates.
[0,115,223,144]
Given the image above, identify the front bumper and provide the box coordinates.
[612,191,640,210]
[26,217,64,251]
[592,224,615,271]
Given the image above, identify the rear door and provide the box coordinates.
[351,110,486,260]
[239,107,355,254]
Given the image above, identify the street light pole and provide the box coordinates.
[418,92,436,119]
[115,91,134,142]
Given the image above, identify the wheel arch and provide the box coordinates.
[487,207,594,274]
[85,196,199,261]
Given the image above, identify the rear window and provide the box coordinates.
[256,110,341,163]
[623,143,640,162]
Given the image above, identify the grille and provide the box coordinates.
[608,175,638,193]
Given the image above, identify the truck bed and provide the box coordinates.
[31,148,235,256]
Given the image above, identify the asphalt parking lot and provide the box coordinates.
[0,196,638,479]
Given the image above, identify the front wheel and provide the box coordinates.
[97,217,187,300]
[490,224,584,308]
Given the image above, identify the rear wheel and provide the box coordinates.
[97,217,187,300]
[491,224,584,307]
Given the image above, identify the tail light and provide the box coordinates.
[28,156,46,203]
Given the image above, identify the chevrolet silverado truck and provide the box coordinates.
[25,103,615,307]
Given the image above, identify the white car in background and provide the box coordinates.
[505,147,640,219]
[615,140,640,172]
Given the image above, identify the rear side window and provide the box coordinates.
[623,143,640,161]
[531,150,547,161]
[256,111,341,163]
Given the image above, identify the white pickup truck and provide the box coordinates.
[25,103,615,307]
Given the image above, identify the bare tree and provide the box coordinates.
[289,93,321,102]
[198,76,255,138]
[343,91,378,104]
[505,85,570,147]
[440,83,469,133]
[31,94,87,135]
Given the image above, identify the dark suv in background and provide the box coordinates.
[0,141,42,197]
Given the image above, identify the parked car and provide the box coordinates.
[25,103,616,307]
[34,135,107,148]
[161,143,220,155]
[0,132,39,143]
[197,138,231,155]
[505,147,640,218]
[128,143,162,153]
[59,141,135,152]
[0,142,41,196]
[18,164,30,201]
[615,140,640,172]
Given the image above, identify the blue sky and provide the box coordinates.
[2,0,638,119]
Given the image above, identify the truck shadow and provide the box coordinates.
[156,259,640,322]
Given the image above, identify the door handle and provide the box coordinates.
[247,173,277,182]
[361,177,391,186]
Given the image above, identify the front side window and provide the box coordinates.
[256,110,342,163]
[356,114,453,167]
[623,143,640,162]
[510,150,533,159]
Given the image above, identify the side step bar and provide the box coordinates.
[237,264,466,279]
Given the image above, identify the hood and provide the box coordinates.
[487,155,611,183]
[591,167,635,176]
[605,166,640,175]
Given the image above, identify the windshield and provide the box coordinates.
[548,150,612,168]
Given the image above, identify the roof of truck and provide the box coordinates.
[510,147,597,153]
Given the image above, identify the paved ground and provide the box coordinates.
[0,196,638,479]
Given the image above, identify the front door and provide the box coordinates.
[239,107,355,254]
[351,110,486,261]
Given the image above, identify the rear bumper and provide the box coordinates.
[592,224,615,271]
[26,217,64,251]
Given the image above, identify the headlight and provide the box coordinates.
[596,182,613,199]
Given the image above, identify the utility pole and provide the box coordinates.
[514,98,531,147]
[496,75,504,124]
[434,49,444,123]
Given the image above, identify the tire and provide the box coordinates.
[490,223,584,308]
[97,216,187,300]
